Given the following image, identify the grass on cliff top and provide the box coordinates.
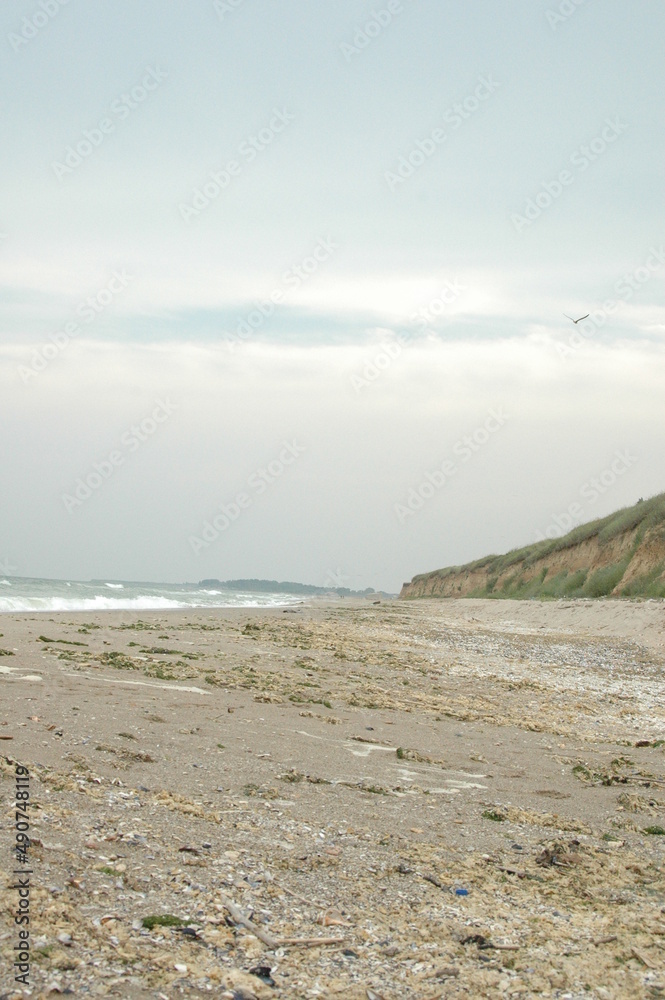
[410,491,665,590]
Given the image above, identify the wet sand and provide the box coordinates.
[1,598,664,999]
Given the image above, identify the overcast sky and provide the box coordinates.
[1,0,664,592]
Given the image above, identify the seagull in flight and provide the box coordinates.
[563,312,589,324]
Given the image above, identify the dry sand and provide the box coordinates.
[1,597,664,999]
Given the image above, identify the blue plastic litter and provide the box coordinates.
[455,888,469,896]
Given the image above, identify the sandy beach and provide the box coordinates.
[1,598,664,999]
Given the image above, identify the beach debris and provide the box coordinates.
[221,967,275,998]
[422,873,446,889]
[174,926,202,941]
[434,966,460,979]
[317,908,350,927]
[248,965,275,986]
[280,936,346,947]
[2,599,664,997]
[631,947,659,969]
[482,808,506,822]
[142,914,186,930]
[461,933,490,947]
[218,893,280,949]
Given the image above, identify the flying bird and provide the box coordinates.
[563,312,589,324]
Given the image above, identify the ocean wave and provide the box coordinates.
[0,595,191,612]
[0,592,301,613]
[105,583,124,589]
[0,580,11,586]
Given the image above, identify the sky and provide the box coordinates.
[1,0,664,593]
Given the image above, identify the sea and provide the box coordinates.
[0,577,304,614]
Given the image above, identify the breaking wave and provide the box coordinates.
[0,582,302,614]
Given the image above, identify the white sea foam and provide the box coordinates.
[0,591,299,613]
[0,576,302,613]
[0,595,188,612]
[0,580,11,586]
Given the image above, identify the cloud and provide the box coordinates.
[1,334,663,590]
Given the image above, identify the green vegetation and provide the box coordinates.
[204,672,224,685]
[584,560,630,598]
[142,914,185,930]
[482,809,506,822]
[405,491,665,600]
[38,635,88,645]
[643,825,665,836]
[98,650,138,670]
[620,562,665,599]
[199,577,385,596]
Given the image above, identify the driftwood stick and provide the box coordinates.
[218,892,280,949]
[219,893,345,950]
[279,936,345,947]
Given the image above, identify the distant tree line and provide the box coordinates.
[199,578,378,597]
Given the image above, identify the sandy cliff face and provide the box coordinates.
[400,494,665,600]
